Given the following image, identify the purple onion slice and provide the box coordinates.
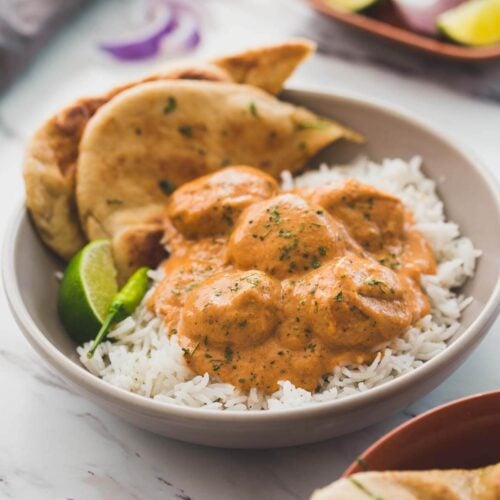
[99,0,201,62]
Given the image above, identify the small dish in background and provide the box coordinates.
[343,390,500,474]
[308,0,500,62]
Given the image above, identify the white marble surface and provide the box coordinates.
[0,1,499,499]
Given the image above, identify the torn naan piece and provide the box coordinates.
[23,39,315,260]
[312,464,500,500]
[213,39,315,95]
[23,64,230,261]
[76,79,361,281]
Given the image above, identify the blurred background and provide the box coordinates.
[1,0,499,170]
[3,0,500,95]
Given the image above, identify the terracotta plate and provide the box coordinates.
[308,0,500,62]
[343,390,500,474]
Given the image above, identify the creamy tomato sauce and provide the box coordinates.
[151,166,435,394]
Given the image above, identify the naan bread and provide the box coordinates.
[312,464,500,500]
[213,39,314,95]
[76,80,361,281]
[23,65,230,261]
[23,40,315,260]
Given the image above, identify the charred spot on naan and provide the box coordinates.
[112,224,168,285]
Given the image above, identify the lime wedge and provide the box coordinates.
[325,0,381,12]
[58,240,118,344]
[438,0,500,46]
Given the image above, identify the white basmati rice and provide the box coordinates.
[78,157,480,411]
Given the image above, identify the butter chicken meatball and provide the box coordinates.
[167,166,279,239]
[310,179,405,257]
[180,270,281,347]
[326,255,419,347]
[227,193,351,279]
[151,244,227,330]
[280,255,425,350]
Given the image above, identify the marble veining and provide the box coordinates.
[0,0,499,499]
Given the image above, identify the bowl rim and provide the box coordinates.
[5,88,500,423]
[342,389,500,476]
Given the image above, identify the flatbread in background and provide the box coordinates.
[23,39,315,260]
[76,79,361,281]
[213,39,315,95]
[311,464,500,500]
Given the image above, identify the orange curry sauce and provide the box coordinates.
[150,166,435,394]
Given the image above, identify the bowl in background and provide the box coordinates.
[4,88,500,448]
[343,390,500,474]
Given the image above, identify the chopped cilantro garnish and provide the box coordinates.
[158,179,176,195]
[311,257,321,269]
[164,96,177,114]
[348,477,384,500]
[269,208,281,224]
[222,206,234,226]
[249,101,258,117]
[182,343,199,360]
[178,125,193,137]
[278,229,294,239]
[355,456,369,471]
[297,121,330,131]
[106,199,123,206]
[365,278,385,287]
[224,345,234,362]
[244,273,261,286]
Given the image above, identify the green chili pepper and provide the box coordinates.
[87,267,149,358]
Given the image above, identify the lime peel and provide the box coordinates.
[438,0,500,47]
[325,0,381,13]
[58,240,118,344]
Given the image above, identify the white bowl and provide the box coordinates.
[4,89,500,448]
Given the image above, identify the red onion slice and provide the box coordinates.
[99,0,201,62]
